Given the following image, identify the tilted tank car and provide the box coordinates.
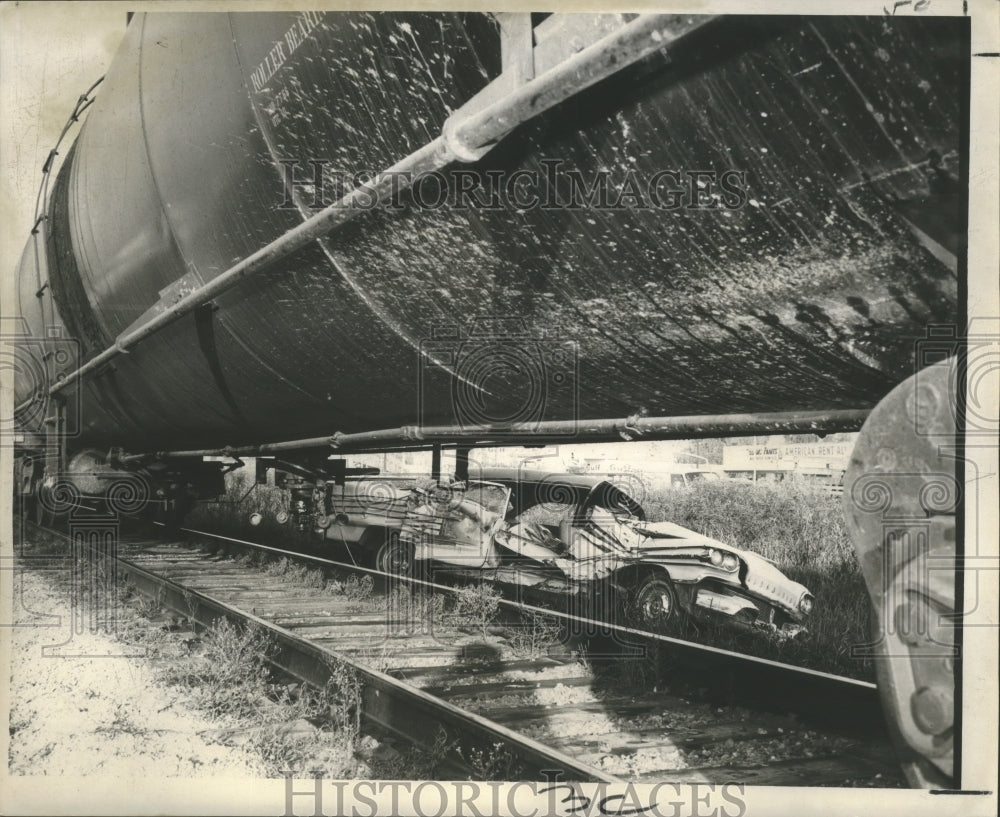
[11,11,967,788]
[12,12,962,521]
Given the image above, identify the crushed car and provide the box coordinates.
[321,468,813,635]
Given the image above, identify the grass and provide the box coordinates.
[118,593,369,777]
[643,481,872,680]
[94,703,151,739]
[385,586,447,637]
[461,741,523,780]
[368,726,458,779]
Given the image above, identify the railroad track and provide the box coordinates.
[16,518,905,786]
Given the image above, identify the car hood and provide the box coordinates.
[630,520,739,552]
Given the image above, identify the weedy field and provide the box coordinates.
[642,481,872,681]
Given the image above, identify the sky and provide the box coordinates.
[0,2,125,304]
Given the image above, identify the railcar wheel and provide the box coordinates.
[156,492,193,530]
[33,496,47,527]
[155,499,176,529]
[631,573,680,633]
[375,533,412,576]
[33,480,53,527]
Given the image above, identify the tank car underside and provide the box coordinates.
[11,11,965,516]
[14,12,962,454]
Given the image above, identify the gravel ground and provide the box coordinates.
[7,565,266,777]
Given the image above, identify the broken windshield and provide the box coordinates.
[585,505,645,552]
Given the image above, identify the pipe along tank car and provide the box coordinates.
[11,12,965,787]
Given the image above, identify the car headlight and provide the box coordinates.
[703,548,739,571]
[799,593,814,615]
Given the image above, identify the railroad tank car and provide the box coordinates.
[13,12,965,510]
[9,14,970,788]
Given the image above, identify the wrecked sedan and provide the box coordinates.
[326,468,813,635]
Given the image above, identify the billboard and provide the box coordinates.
[722,440,855,472]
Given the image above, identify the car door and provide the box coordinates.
[424,481,511,569]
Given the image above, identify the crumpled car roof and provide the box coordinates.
[471,467,646,521]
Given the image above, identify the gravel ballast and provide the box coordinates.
[7,565,266,777]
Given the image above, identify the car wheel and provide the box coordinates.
[631,573,680,632]
[375,533,412,575]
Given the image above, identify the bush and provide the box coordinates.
[449,583,502,638]
[503,611,563,658]
[182,618,274,718]
[344,574,374,602]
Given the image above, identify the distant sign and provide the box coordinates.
[723,441,854,471]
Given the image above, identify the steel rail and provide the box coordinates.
[122,562,622,781]
[19,518,901,786]
[171,523,879,694]
[166,523,889,744]
[122,408,869,460]
[49,13,715,397]
[27,520,621,782]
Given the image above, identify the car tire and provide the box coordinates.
[631,573,680,632]
[375,532,412,575]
